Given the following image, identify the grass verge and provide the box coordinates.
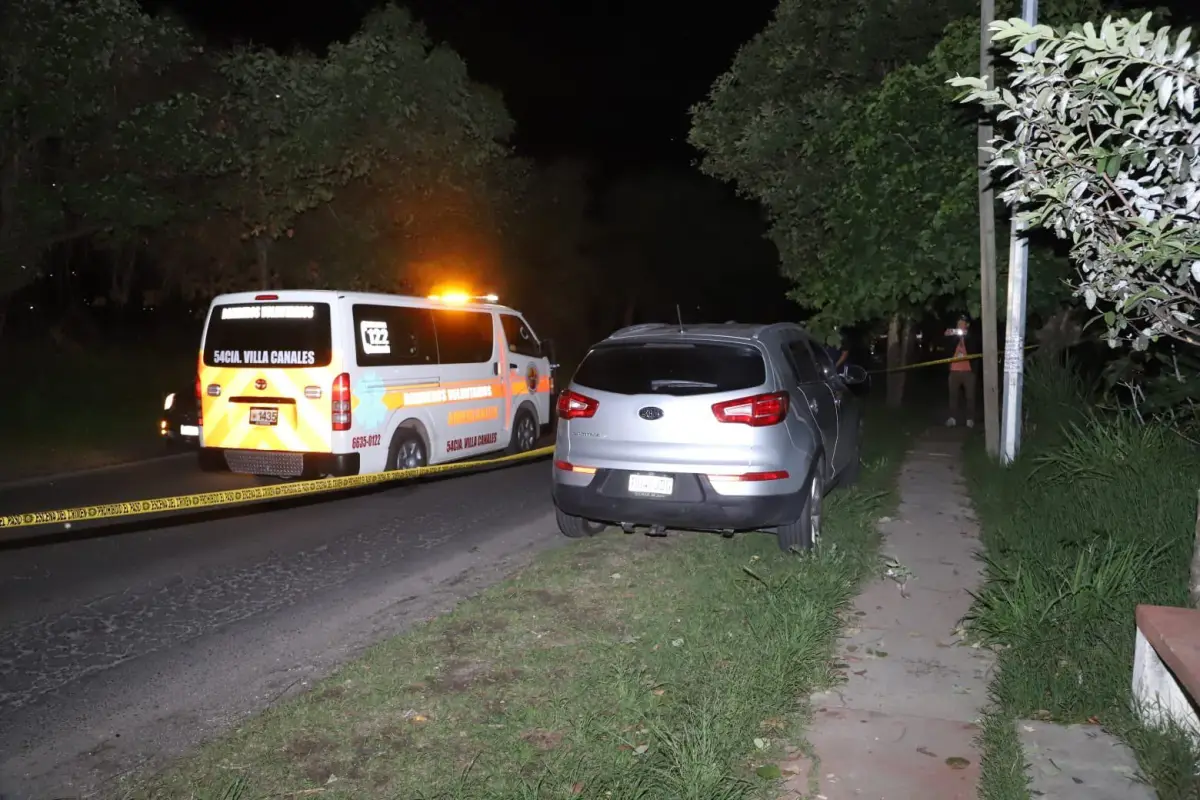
[120,409,917,800]
[0,341,188,478]
[964,354,1200,800]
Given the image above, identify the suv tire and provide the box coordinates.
[777,457,825,553]
[556,507,605,538]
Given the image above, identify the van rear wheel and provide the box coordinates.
[508,409,538,455]
[388,429,428,472]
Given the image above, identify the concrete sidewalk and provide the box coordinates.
[801,428,993,799]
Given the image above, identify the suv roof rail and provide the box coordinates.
[610,323,673,337]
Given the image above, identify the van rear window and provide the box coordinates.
[572,342,766,396]
[203,303,333,368]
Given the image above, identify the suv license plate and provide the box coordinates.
[249,407,279,426]
[628,474,673,495]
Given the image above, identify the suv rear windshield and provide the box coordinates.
[203,302,333,368]
[573,342,767,396]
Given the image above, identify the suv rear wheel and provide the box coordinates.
[556,508,605,538]
[777,457,824,552]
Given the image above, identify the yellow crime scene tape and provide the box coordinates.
[0,445,554,531]
[869,344,1039,374]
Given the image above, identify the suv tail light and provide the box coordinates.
[557,389,599,420]
[195,371,203,427]
[332,373,351,431]
[711,392,790,427]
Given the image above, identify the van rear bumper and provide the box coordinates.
[198,447,359,478]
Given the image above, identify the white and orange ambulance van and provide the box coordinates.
[196,290,553,478]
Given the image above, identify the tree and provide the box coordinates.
[0,0,201,322]
[201,4,518,292]
[688,0,978,404]
[688,0,977,285]
[952,14,1200,349]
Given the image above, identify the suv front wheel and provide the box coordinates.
[776,457,824,553]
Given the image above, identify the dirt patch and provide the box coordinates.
[314,684,346,701]
[529,588,573,607]
[438,613,513,655]
[430,660,524,692]
[519,728,564,751]
[284,734,336,761]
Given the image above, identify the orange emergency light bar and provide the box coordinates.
[427,292,499,305]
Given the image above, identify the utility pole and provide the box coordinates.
[978,0,1000,458]
[1000,0,1039,465]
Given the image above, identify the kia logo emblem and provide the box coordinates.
[255,379,267,391]
[639,406,664,421]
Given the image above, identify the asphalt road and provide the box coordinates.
[0,452,562,799]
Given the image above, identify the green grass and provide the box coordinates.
[963,353,1200,800]
[0,341,189,476]
[118,408,917,800]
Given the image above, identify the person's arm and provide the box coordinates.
[835,349,849,369]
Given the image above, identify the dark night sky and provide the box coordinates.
[152,0,780,167]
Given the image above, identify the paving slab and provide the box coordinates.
[806,429,992,800]
[801,428,1158,799]
[1019,720,1156,799]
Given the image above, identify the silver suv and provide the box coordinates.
[551,323,868,551]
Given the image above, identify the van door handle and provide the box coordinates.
[493,362,499,376]
[510,363,520,371]
[808,398,819,413]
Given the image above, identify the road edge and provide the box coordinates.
[0,452,192,490]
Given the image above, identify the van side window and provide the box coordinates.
[433,309,494,364]
[500,314,541,358]
[351,304,437,367]
[785,339,825,384]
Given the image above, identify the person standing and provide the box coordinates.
[944,317,976,428]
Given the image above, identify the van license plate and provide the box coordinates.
[628,474,673,495]
[249,407,278,426]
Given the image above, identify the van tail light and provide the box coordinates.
[195,372,203,427]
[332,373,351,431]
[711,392,790,427]
[557,390,599,420]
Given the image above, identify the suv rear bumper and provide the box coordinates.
[198,447,359,478]
[552,469,805,532]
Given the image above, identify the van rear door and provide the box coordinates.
[199,301,337,453]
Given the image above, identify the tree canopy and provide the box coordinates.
[689,0,1125,340]
[952,15,1200,349]
[0,0,522,322]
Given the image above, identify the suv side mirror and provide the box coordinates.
[842,364,868,385]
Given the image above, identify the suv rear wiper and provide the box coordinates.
[649,379,719,390]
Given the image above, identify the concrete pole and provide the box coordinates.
[1000,0,1039,465]
[978,0,1000,458]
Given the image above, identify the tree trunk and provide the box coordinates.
[255,236,271,290]
[886,313,904,408]
[1190,490,1200,609]
[110,242,136,308]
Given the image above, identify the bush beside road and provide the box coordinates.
[965,355,1200,800]
[120,410,917,800]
